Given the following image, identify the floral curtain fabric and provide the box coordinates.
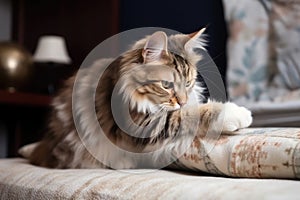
[223,0,300,104]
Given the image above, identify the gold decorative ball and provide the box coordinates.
[0,42,33,92]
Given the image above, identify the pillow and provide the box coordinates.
[172,127,300,179]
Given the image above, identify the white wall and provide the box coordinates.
[0,0,12,41]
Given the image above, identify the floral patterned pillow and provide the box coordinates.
[223,0,300,104]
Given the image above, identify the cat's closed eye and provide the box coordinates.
[161,81,174,89]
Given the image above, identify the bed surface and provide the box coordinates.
[0,158,300,200]
[3,127,300,199]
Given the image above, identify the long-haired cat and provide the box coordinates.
[22,28,252,169]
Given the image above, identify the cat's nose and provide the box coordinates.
[178,101,186,107]
[177,98,186,107]
[176,94,187,107]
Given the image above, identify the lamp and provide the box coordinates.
[33,35,72,94]
[33,35,71,64]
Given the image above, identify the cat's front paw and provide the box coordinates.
[216,102,252,132]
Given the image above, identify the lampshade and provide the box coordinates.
[33,35,71,64]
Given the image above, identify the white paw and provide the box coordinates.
[216,102,252,132]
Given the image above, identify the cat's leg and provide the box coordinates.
[198,101,252,134]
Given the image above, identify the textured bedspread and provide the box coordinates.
[2,127,300,199]
[0,158,300,200]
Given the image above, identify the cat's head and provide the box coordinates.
[118,28,206,113]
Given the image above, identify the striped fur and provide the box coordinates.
[28,29,252,169]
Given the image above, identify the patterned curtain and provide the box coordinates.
[223,0,300,104]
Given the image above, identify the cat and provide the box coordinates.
[23,28,252,169]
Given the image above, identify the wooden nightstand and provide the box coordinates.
[0,90,53,157]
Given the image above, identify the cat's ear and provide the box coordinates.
[142,31,168,63]
[184,28,206,53]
